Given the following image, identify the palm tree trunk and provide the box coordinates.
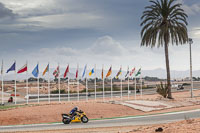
[164,42,172,99]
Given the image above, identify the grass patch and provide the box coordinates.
[0,105,29,110]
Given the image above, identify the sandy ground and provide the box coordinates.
[1,89,200,132]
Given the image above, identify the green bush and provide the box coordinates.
[156,82,168,98]
[51,89,66,94]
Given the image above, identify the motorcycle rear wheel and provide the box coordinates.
[81,116,89,123]
[62,118,71,124]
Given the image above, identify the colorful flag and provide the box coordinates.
[64,65,69,78]
[135,68,141,77]
[82,65,87,78]
[101,67,104,80]
[53,66,60,78]
[106,66,112,78]
[17,64,27,74]
[125,67,129,77]
[6,62,16,73]
[89,68,94,76]
[116,67,122,79]
[1,60,3,75]
[32,64,39,77]
[129,67,136,76]
[42,64,49,76]
[76,67,78,79]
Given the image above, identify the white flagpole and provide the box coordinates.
[103,64,104,101]
[140,73,142,98]
[111,65,113,100]
[95,64,96,100]
[1,60,4,105]
[120,65,122,100]
[26,61,28,104]
[58,63,61,103]
[134,75,136,100]
[86,65,88,102]
[68,64,70,102]
[77,64,79,101]
[128,66,130,100]
[48,63,50,103]
[14,60,17,105]
[37,62,40,104]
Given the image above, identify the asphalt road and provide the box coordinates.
[1,109,200,132]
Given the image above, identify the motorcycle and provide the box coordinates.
[62,110,89,124]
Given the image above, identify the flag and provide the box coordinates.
[42,64,49,76]
[129,67,136,76]
[89,68,94,76]
[1,60,3,75]
[64,65,69,78]
[76,67,78,79]
[106,66,112,78]
[116,67,122,79]
[53,66,60,78]
[32,64,39,77]
[82,65,87,78]
[7,62,16,73]
[17,64,27,74]
[125,67,129,77]
[135,68,141,77]
[101,67,104,80]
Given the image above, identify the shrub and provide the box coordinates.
[51,89,66,94]
[156,82,168,98]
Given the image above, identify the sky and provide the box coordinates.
[0,0,200,72]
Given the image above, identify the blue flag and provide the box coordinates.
[82,65,87,78]
[7,62,16,73]
[32,64,39,77]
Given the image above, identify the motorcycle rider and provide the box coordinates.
[70,107,78,118]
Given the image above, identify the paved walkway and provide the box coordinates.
[113,100,194,112]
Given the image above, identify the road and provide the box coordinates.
[1,109,200,132]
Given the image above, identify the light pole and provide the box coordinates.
[189,38,193,98]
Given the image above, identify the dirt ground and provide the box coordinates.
[1,89,200,132]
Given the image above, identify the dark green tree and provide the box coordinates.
[141,0,188,98]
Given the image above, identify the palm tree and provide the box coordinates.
[140,0,188,98]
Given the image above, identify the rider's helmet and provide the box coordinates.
[74,106,78,111]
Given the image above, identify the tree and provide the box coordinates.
[140,0,188,98]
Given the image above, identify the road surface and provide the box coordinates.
[1,109,200,132]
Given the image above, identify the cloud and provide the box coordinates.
[0,2,15,19]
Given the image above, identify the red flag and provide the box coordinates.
[17,64,27,74]
[129,67,135,76]
[53,66,60,78]
[76,68,78,79]
[64,65,69,78]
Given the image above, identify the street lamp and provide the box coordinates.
[189,38,193,98]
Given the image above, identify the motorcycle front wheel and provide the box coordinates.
[81,116,89,123]
[62,118,71,124]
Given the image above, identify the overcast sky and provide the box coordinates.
[0,0,200,72]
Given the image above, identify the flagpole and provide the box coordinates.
[110,65,113,100]
[120,65,122,100]
[77,64,79,101]
[95,64,96,100]
[26,61,28,104]
[140,73,142,98]
[1,60,4,105]
[134,75,136,100]
[58,63,61,103]
[86,65,88,102]
[102,64,104,101]
[128,66,130,100]
[68,64,70,102]
[14,60,17,105]
[37,62,39,104]
[48,63,50,103]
